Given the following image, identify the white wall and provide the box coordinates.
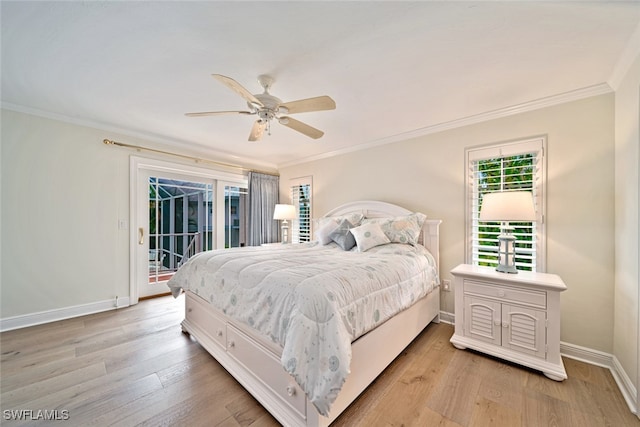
[279,94,616,353]
[1,110,131,318]
[614,53,640,397]
[0,109,262,325]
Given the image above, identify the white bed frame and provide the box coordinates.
[180,201,441,426]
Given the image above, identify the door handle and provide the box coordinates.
[138,227,144,245]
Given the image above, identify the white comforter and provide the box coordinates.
[167,242,438,416]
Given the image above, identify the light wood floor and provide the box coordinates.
[1,295,638,427]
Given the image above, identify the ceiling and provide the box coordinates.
[2,1,640,170]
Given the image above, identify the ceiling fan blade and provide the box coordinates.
[212,74,263,108]
[278,116,324,139]
[279,96,336,114]
[185,111,254,117]
[248,120,267,142]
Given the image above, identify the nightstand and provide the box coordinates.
[450,264,567,381]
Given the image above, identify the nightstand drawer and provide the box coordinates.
[464,279,546,308]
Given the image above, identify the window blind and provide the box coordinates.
[467,138,545,272]
[289,177,312,243]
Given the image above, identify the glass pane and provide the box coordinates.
[224,185,247,248]
[149,177,213,284]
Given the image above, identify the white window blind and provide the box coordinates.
[466,138,546,272]
[289,176,312,243]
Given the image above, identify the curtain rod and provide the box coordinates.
[103,139,279,177]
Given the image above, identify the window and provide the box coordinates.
[289,176,312,243]
[466,137,546,272]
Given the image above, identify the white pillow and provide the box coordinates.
[362,212,427,245]
[350,221,391,252]
[316,218,339,245]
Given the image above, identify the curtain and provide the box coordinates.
[246,172,280,246]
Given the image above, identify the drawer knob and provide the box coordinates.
[286,385,296,397]
[188,307,193,313]
[503,322,510,328]
[498,290,505,298]
[229,341,235,349]
[217,330,223,337]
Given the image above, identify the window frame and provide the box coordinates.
[465,137,547,272]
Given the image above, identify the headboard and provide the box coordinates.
[322,200,442,271]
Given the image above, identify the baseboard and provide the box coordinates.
[560,341,637,415]
[610,355,639,415]
[0,297,131,332]
[560,341,614,369]
[438,310,455,325]
[560,342,638,415]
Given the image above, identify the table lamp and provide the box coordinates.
[273,204,297,244]
[479,191,536,273]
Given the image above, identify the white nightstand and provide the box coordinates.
[450,264,567,381]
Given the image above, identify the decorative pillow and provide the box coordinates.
[363,212,427,245]
[315,218,339,245]
[314,213,364,233]
[328,219,357,251]
[350,221,391,252]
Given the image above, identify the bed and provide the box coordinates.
[167,200,441,427]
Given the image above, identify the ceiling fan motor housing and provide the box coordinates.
[250,92,283,118]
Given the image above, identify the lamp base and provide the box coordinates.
[281,222,289,244]
[496,263,518,274]
[496,227,518,274]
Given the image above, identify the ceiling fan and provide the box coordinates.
[186,74,336,142]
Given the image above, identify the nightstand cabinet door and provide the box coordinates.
[501,304,546,359]
[464,296,501,346]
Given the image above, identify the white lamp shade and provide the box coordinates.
[273,204,297,220]
[480,191,536,222]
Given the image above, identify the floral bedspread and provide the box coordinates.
[167,242,438,416]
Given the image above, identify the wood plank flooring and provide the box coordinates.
[1,295,637,426]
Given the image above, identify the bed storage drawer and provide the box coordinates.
[185,293,227,348]
[226,324,306,418]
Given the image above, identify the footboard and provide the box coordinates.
[181,289,440,427]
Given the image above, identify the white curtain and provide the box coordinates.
[246,172,280,246]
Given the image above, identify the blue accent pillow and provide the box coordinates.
[329,219,356,251]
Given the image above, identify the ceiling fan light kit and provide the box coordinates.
[186,74,336,142]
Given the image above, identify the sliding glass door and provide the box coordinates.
[131,157,247,303]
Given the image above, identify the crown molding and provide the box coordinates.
[608,22,640,90]
[1,102,278,173]
[3,80,614,174]
[277,83,613,169]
